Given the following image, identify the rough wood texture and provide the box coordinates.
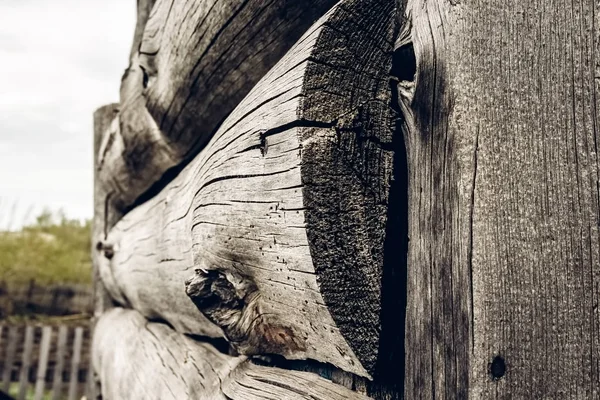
[222,360,370,400]
[94,308,373,400]
[404,0,600,397]
[98,0,397,378]
[99,0,340,228]
[93,308,238,400]
[92,104,119,314]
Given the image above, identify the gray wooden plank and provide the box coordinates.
[66,327,83,400]
[403,0,600,397]
[18,326,34,400]
[51,326,68,400]
[2,326,18,393]
[33,326,52,400]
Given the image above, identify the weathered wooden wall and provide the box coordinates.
[93,0,403,398]
[403,0,600,398]
[92,0,600,398]
[99,0,340,229]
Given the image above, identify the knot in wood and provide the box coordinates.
[99,242,114,259]
[185,268,305,356]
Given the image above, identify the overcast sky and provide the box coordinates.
[0,0,136,229]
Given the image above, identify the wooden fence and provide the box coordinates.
[0,325,92,400]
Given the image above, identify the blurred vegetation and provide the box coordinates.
[0,209,91,287]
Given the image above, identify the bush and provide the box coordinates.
[0,209,91,287]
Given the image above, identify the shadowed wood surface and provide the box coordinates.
[98,0,339,229]
[94,308,374,399]
[92,105,119,316]
[93,308,238,400]
[404,0,600,397]
[97,0,397,378]
[222,360,371,400]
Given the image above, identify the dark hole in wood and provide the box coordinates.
[489,355,506,380]
[369,33,410,399]
[140,65,149,89]
[260,132,268,157]
[103,246,114,260]
[390,43,416,82]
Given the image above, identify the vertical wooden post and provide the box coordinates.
[18,326,34,400]
[51,326,68,400]
[2,326,18,393]
[92,105,118,316]
[33,326,52,400]
[67,327,83,400]
[0,325,3,382]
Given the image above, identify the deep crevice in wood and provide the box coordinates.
[185,333,232,356]
[369,12,411,399]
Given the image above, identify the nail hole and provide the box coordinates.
[391,42,416,82]
[489,355,506,380]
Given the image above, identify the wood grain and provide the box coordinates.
[93,308,238,400]
[99,0,339,228]
[94,308,374,399]
[92,104,120,312]
[222,360,371,400]
[98,0,397,378]
[404,0,600,397]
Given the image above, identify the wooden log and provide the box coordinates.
[94,308,374,399]
[93,104,121,309]
[2,327,18,393]
[33,327,52,400]
[18,326,34,400]
[402,0,600,397]
[92,308,238,400]
[129,0,157,62]
[222,361,370,400]
[98,0,398,378]
[67,327,83,400]
[51,326,67,400]
[99,0,340,228]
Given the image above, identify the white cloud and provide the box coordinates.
[0,0,136,229]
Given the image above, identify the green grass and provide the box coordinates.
[0,210,91,287]
[7,382,54,400]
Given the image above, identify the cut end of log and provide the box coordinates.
[185,268,306,357]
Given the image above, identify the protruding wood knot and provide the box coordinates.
[185,268,305,356]
[97,242,114,260]
[489,355,506,380]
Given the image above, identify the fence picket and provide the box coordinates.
[2,326,18,393]
[51,326,68,400]
[0,324,90,399]
[67,327,83,400]
[0,325,3,381]
[18,326,34,400]
[33,326,52,400]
